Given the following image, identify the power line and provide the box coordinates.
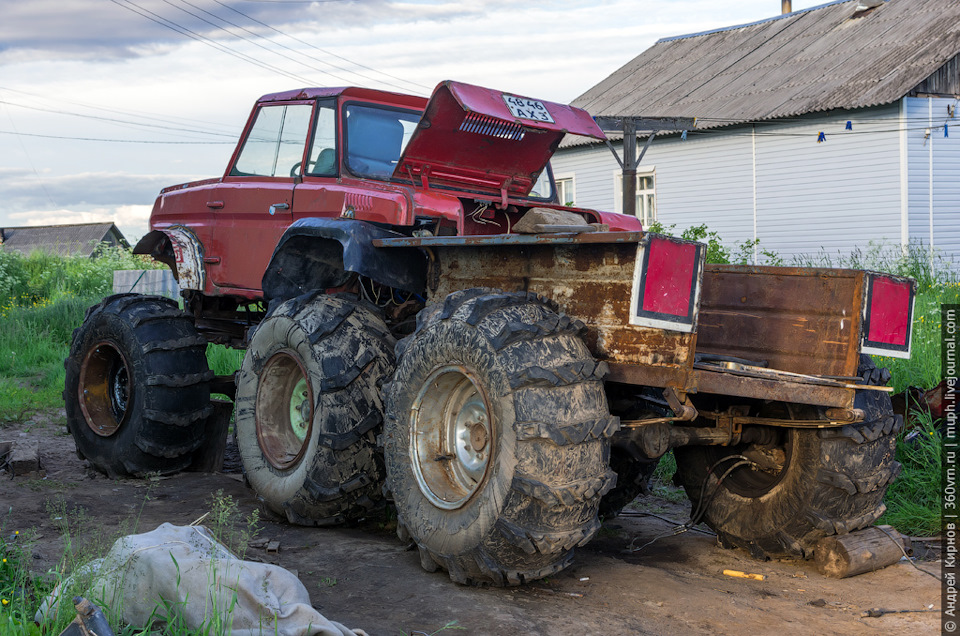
[0,99,237,140]
[159,0,363,86]
[212,0,430,93]
[180,0,425,91]
[0,94,59,208]
[238,0,358,3]
[0,85,240,136]
[0,130,234,144]
[108,0,319,85]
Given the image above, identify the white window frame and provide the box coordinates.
[554,173,576,206]
[613,167,657,225]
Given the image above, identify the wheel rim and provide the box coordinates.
[410,366,493,510]
[78,341,131,437]
[712,431,792,498]
[256,350,314,470]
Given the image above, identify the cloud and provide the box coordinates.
[6,205,152,243]
[0,0,429,63]
[0,170,190,211]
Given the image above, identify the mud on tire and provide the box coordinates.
[383,290,619,586]
[673,356,902,559]
[235,292,395,525]
[64,294,213,478]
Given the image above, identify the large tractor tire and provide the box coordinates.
[64,294,213,478]
[599,451,659,519]
[673,356,902,559]
[383,290,619,586]
[235,292,395,526]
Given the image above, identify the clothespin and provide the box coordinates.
[817,131,826,143]
[681,130,688,140]
[845,121,853,130]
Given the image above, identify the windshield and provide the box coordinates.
[528,166,554,201]
[344,103,420,179]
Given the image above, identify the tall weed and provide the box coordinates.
[0,245,162,310]
[878,409,942,536]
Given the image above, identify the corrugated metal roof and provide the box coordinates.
[0,222,129,257]
[570,0,960,136]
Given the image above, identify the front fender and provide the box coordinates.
[133,226,205,291]
[262,218,427,303]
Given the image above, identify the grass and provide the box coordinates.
[1,492,259,635]
[0,297,90,423]
[878,409,943,536]
[0,246,244,423]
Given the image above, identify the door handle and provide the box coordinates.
[269,203,290,216]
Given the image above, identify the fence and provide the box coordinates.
[113,269,180,299]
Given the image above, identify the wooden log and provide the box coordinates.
[814,525,911,578]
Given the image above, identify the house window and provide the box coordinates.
[615,170,657,225]
[555,175,576,206]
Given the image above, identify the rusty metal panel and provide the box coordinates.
[608,362,856,409]
[697,264,864,378]
[695,367,856,409]
[431,242,697,375]
[374,231,644,249]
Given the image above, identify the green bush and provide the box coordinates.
[0,245,162,310]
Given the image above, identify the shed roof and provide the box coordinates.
[0,222,129,258]
[571,0,960,132]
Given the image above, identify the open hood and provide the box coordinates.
[393,81,605,199]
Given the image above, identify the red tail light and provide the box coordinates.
[861,273,915,358]
[629,233,705,333]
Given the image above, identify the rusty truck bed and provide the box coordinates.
[375,232,873,409]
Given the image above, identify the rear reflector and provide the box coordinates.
[629,234,705,333]
[861,273,915,358]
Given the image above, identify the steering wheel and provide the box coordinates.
[289,161,316,177]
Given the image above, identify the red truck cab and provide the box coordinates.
[144,82,641,300]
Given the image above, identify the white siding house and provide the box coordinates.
[555,0,960,266]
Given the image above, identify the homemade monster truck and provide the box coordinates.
[64,81,915,586]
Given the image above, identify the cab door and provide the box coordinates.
[208,101,313,291]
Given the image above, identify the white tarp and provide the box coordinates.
[38,523,366,636]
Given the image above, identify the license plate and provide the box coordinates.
[502,95,555,123]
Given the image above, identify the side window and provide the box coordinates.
[231,103,312,177]
[307,102,337,176]
[344,104,420,179]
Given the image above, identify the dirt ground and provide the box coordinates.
[1,411,942,636]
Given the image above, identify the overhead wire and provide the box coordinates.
[0,99,237,140]
[0,92,59,208]
[0,130,233,144]
[108,0,319,85]
[112,0,428,94]
[0,85,241,137]
[158,0,363,86]
[211,0,430,93]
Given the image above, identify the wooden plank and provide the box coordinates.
[698,264,863,377]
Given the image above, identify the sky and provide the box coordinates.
[0,0,827,243]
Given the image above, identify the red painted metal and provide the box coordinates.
[642,238,697,317]
[861,273,915,358]
[867,275,911,347]
[394,81,605,198]
[443,81,605,139]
